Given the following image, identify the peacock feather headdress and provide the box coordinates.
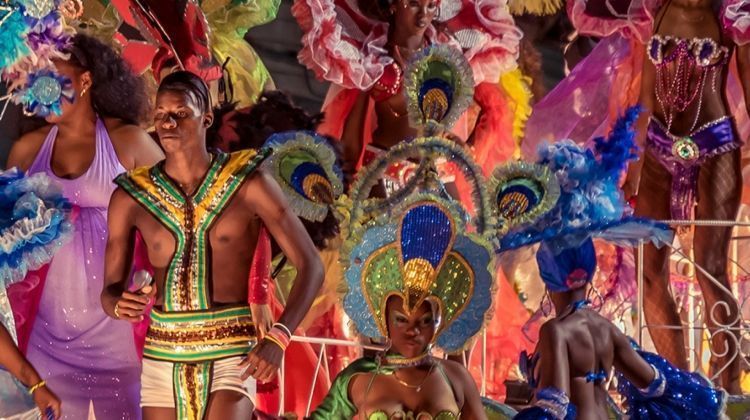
[343,137,495,353]
[262,130,343,223]
[490,161,560,235]
[404,44,474,132]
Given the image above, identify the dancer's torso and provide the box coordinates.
[648,3,731,136]
[119,151,267,309]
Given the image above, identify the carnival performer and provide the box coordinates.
[495,108,724,419]
[292,0,529,179]
[310,137,494,419]
[102,71,323,419]
[523,0,750,393]
[5,31,164,417]
[514,240,726,420]
[0,168,72,419]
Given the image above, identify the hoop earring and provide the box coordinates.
[587,285,604,311]
[540,289,553,317]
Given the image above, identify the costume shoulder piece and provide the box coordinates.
[115,148,269,226]
[343,137,496,353]
[261,130,343,222]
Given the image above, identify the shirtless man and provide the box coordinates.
[101,71,323,419]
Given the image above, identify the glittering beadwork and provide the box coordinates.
[489,161,560,234]
[342,134,493,352]
[144,306,256,363]
[262,131,343,222]
[404,45,474,131]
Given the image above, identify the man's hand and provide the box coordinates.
[113,285,155,323]
[33,385,61,420]
[239,339,283,383]
[250,303,273,339]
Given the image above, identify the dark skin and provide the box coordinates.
[6,60,164,174]
[0,324,61,419]
[100,89,324,420]
[623,0,745,393]
[532,288,655,420]
[346,296,485,419]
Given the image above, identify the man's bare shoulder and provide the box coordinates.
[6,125,53,170]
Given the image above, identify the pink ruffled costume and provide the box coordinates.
[291,0,524,174]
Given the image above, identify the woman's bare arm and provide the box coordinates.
[612,326,654,389]
[536,321,571,395]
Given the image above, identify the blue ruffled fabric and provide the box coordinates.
[498,106,673,253]
[0,168,72,289]
[513,387,576,420]
[617,350,726,419]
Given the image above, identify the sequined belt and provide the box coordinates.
[144,306,256,363]
[646,117,740,221]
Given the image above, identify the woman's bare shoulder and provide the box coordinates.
[6,125,53,170]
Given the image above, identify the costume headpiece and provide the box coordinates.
[0,0,75,119]
[343,137,495,353]
[404,44,474,131]
[536,238,597,293]
[261,130,343,222]
[497,106,673,253]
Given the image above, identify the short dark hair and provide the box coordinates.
[157,71,211,113]
[65,34,149,125]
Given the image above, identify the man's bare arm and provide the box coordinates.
[240,169,324,382]
[101,188,148,322]
[247,169,324,332]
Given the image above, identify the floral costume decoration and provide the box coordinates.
[0,0,75,119]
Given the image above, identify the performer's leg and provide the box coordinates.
[143,407,176,420]
[206,390,254,419]
[694,149,742,393]
[635,151,688,368]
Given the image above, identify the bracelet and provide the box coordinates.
[272,322,292,339]
[264,334,288,351]
[114,302,121,319]
[28,380,46,395]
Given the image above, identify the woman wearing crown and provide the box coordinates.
[308,137,494,419]
[292,0,529,183]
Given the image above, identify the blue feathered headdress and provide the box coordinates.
[498,106,673,253]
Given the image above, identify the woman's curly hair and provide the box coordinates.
[65,34,149,125]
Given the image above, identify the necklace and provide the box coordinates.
[392,363,436,392]
[383,351,432,367]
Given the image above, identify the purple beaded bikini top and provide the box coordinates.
[648,35,729,67]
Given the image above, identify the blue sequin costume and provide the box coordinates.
[501,107,723,419]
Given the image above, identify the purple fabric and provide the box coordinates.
[646,117,740,221]
[22,119,141,419]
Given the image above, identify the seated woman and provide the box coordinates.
[490,107,724,419]
[310,138,495,419]
[516,240,726,419]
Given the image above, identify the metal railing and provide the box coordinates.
[636,219,750,380]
